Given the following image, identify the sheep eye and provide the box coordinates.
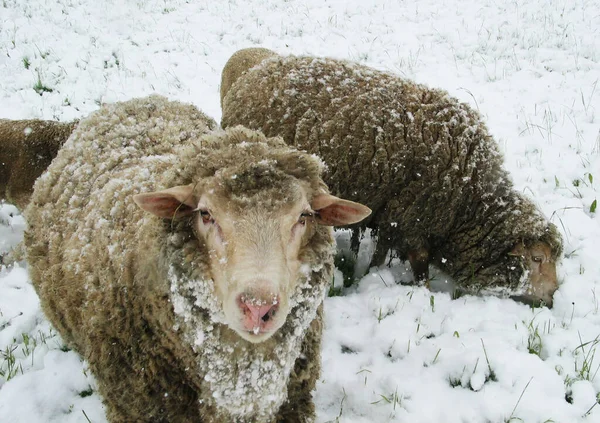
[200,210,212,223]
[298,211,313,225]
[532,256,543,263]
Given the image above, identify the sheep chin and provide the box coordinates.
[233,327,276,343]
[169,263,326,421]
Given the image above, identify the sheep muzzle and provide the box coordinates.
[238,290,280,334]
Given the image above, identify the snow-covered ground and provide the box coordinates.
[1,0,599,421]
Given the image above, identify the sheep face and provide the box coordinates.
[195,186,313,342]
[134,175,371,343]
[511,241,558,307]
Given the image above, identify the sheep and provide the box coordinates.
[0,119,76,210]
[220,48,563,307]
[23,95,371,422]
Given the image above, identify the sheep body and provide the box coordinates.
[221,50,563,304]
[25,95,335,422]
[0,119,76,209]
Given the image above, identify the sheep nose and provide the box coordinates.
[244,303,277,321]
[238,294,280,334]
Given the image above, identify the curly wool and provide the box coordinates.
[25,95,333,422]
[221,52,563,297]
[0,119,76,209]
[219,47,278,109]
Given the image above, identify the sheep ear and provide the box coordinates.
[311,193,371,226]
[133,184,199,219]
[509,242,526,257]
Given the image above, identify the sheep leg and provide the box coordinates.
[350,228,361,254]
[408,247,429,284]
[371,232,392,268]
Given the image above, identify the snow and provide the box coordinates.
[0,204,25,257]
[1,0,599,422]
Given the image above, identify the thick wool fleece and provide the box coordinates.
[221,52,563,297]
[219,47,278,109]
[0,119,77,209]
[25,95,333,423]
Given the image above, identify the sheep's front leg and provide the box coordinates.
[408,247,429,284]
[274,307,323,423]
[371,232,392,267]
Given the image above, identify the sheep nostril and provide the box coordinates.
[261,307,277,322]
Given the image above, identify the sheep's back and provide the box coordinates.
[222,56,509,236]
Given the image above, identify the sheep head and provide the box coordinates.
[133,160,370,343]
[509,241,559,307]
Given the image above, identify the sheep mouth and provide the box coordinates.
[246,328,272,335]
[232,325,278,343]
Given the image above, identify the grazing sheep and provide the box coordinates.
[220,49,563,306]
[24,95,371,422]
[0,119,76,210]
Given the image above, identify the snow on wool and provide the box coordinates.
[169,263,327,419]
